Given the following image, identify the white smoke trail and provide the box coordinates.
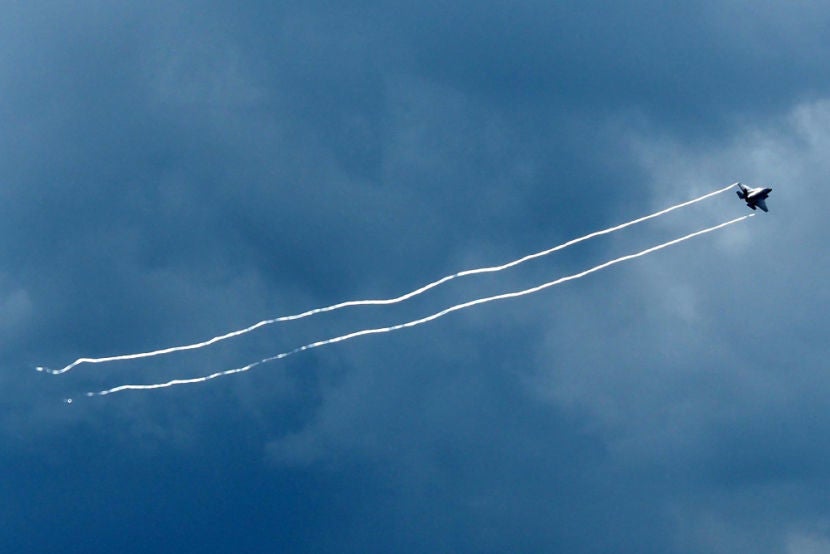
[85,213,753,397]
[44,183,737,376]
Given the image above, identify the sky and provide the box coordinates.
[2,2,830,552]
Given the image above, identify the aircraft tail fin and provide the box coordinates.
[735,182,748,199]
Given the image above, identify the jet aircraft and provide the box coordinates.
[735,182,772,212]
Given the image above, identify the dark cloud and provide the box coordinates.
[2,2,830,553]
[390,1,830,127]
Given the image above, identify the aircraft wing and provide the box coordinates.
[755,198,769,212]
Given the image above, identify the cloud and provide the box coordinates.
[532,95,830,550]
[0,279,33,347]
[3,3,830,553]
[786,525,830,554]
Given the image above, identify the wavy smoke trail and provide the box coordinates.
[43,183,737,376]
[82,213,752,398]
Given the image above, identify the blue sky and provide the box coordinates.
[3,2,830,552]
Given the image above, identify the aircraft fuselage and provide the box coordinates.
[735,183,772,212]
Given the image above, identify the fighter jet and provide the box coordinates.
[735,182,772,212]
